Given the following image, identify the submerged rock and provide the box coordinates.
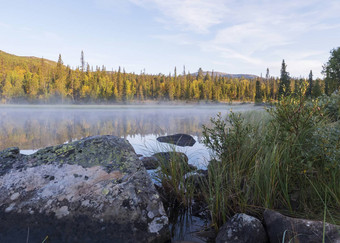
[153,152,189,164]
[142,152,195,171]
[0,135,170,243]
[157,134,196,147]
[140,156,159,170]
[215,213,268,243]
[264,209,340,243]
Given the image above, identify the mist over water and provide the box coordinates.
[0,104,261,167]
[0,104,263,242]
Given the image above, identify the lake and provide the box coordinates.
[0,104,262,168]
[0,103,262,242]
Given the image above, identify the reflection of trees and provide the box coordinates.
[0,108,230,150]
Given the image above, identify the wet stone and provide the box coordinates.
[0,135,170,243]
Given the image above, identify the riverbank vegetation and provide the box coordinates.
[0,50,329,103]
[156,86,339,231]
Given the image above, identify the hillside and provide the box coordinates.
[192,71,258,79]
[0,50,57,71]
[0,49,282,103]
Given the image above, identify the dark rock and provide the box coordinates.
[264,209,340,243]
[153,152,195,174]
[216,213,268,243]
[188,164,197,171]
[0,147,24,176]
[157,134,196,147]
[196,169,208,178]
[140,156,159,170]
[191,199,210,219]
[153,152,189,164]
[0,135,170,243]
[0,147,20,158]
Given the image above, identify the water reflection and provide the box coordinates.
[0,104,260,151]
[0,104,261,242]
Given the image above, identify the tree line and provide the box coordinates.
[0,48,338,104]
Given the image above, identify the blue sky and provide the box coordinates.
[1,0,339,78]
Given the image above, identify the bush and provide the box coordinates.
[202,91,340,228]
[316,92,340,122]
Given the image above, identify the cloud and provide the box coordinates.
[151,34,193,45]
[99,0,339,76]
[0,22,10,29]
[129,0,228,33]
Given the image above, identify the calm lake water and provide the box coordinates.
[0,104,262,168]
[0,104,262,242]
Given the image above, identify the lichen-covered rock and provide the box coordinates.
[264,209,340,243]
[157,134,196,147]
[216,213,268,243]
[0,135,170,243]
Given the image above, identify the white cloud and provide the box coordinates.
[151,34,192,45]
[0,22,10,29]
[93,0,340,76]
[129,0,228,33]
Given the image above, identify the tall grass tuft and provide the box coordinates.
[153,145,196,208]
[202,84,340,229]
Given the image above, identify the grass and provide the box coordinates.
[147,142,197,208]
[152,87,339,236]
[200,88,340,229]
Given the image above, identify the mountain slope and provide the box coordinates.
[0,50,57,71]
[192,71,258,79]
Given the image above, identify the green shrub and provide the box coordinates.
[202,90,340,228]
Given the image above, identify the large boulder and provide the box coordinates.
[264,209,340,243]
[157,134,196,147]
[0,135,170,243]
[215,213,268,243]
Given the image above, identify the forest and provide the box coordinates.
[0,50,327,103]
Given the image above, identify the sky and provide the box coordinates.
[0,0,339,78]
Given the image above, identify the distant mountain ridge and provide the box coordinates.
[192,71,258,79]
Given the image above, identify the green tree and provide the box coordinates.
[312,79,322,98]
[80,50,85,72]
[255,79,262,103]
[278,59,290,99]
[306,70,313,97]
[197,68,204,80]
[322,47,340,95]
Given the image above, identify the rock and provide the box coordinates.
[140,156,159,170]
[196,169,208,178]
[0,135,170,243]
[153,152,195,174]
[157,134,196,147]
[264,209,340,243]
[0,147,22,176]
[141,152,195,171]
[153,152,189,164]
[216,213,268,243]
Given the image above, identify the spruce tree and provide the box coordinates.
[278,59,290,99]
[306,70,313,97]
[80,50,85,72]
[255,79,262,103]
[312,79,322,98]
[197,68,204,80]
